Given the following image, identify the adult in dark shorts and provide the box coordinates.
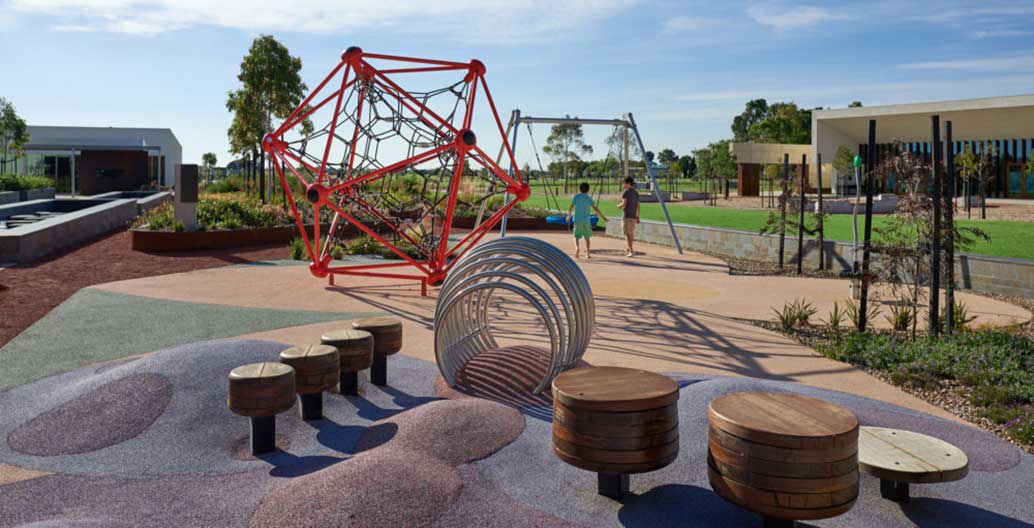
[617,177,640,257]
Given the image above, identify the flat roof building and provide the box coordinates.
[8,126,182,196]
[732,94,1034,198]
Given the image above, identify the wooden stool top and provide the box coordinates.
[279,344,338,362]
[321,329,373,349]
[709,392,858,449]
[352,316,402,333]
[859,427,968,484]
[230,362,293,382]
[552,367,679,412]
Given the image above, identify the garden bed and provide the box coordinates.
[131,225,310,252]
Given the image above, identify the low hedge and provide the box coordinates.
[134,193,291,232]
[818,330,1034,443]
[0,174,55,191]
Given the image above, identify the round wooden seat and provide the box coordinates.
[227,362,296,417]
[321,329,375,372]
[351,317,403,357]
[551,366,680,498]
[352,317,402,387]
[278,344,340,394]
[858,426,968,502]
[707,392,859,524]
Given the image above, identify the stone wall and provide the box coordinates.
[0,199,137,263]
[606,218,1034,299]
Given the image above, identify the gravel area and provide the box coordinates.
[0,228,289,349]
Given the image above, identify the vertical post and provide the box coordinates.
[930,116,942,336]
[779,153,788,270]
[817,153,824,271]
[623,126,630,180]
[627,113,682,254]
[798,154,806,275]
[70,150,77,197]
[501,109,520,237]
[259,131,266,204]
[859,120,877,332]
[945,121,956,336]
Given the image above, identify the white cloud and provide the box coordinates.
[6,0,638,41]
[896,54,1034,72]
[969,29,1034,39]
[746,3,846,30]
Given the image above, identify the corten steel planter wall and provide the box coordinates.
[130,222,390,253]
[451,216,566,230]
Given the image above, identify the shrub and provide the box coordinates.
[885,301,914,332]
[289,237,306,260]
[134,193,290,231]
[938,301,978,334]
[204,176,243,193]
[0,174,55,191]
[845,299,882,332]
[824,302,845,335]
[771,298,816,331]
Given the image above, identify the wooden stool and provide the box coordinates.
[227,362,296,455]
[707,392,859,528]
[352,317,402,386]
[320,329,374,395]
[551,366,680,499]
[859,426,968,502]
[279,344,339,420]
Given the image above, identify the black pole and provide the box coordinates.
[798,154,806,275]
[930,116,942,336]
[779,153,789,270]
[859,120,877,332]
[945,121,955,336]
[817,153,824,271]
[258,131,266,204]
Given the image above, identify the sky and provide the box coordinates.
[2,0,1033,167]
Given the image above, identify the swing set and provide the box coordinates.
[492,111,683,254]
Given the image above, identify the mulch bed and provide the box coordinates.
[0,228,289,349]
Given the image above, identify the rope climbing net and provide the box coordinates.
[262,48,529,289]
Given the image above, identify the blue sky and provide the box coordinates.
[2,0,1033,167]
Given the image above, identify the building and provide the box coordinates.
[732,94,1034,198]
[8,126,182,196]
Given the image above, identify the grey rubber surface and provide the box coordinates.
[0,339,436,478]
[476,372,1034,527]
[0,288,380,392]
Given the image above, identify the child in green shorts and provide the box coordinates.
[566,182,608,259]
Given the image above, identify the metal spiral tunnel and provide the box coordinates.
[434,237,595,393]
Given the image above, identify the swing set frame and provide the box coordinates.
[496,110,683,254]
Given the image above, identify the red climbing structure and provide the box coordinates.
[263,47,528,293]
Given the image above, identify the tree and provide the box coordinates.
[731,99,769,142]
[848,101,863,108]
[832,145,856,195]
[1027,149,1034,176]
[542,116,593,193]
[0,98,30,174]
[675,155,695,179]
[657,148,677,164]
[957,142,995,219]
[226,35,308,202]
[645,150,655,164]
[748,102,812,144]
[202,152,217,185]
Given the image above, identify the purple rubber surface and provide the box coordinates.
[8,373,172,456]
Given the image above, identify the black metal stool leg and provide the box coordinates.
[340,371,359,395]
[299,393,323,420]
[762,517,795,528]
[250,415,276,455]
[371,355,387,386]
[597,473,629,498]
[880,479,910,502]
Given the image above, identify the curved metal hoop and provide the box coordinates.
[434,237,594,393]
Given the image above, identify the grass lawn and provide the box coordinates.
[522,194,1034,261]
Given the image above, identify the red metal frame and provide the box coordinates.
[263,48,528,292]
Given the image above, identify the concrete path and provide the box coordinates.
[89,231,1030,420]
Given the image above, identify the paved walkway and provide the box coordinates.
[90,231,1031,420]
